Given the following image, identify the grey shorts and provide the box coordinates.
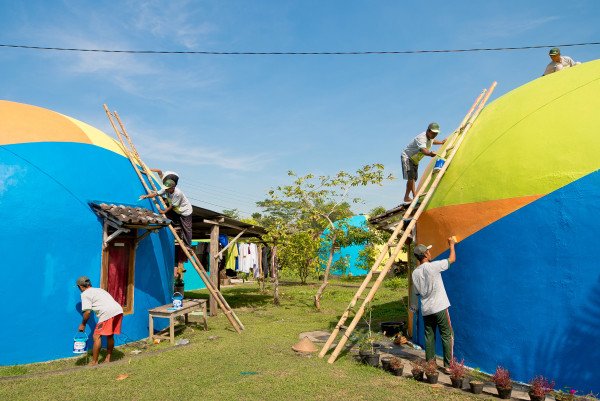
[401,153,418,181]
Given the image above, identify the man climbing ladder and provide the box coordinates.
[318,82,496,364]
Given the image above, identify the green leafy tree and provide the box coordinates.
[258,164,394,309]
[221,208,241,220]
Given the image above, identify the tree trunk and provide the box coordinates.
[272,246,280,306]
[314,233,336,310]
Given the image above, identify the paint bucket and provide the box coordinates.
[73,332,88,354]
[172,292,184,309]
[433,158,446,172]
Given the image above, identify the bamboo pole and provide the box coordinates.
[318,88,487,359]
[325,82,496,363]
[103,105,244,333]
[209,224,219,316]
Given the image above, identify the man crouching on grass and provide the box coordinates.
[76,276,123,365]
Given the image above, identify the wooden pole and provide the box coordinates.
[318,88,487,359]
[325,82,496,363]
[272,246,280,305]
[209,224,219,316]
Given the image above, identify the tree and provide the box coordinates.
[221,208,241,220]
[258,164,394,309]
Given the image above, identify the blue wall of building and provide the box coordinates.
[0,142,174,365]
[325,215,370,276]
[413,170,600,394]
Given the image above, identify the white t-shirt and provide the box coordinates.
[81,287,124,323]
[411,259,450,316]
[543,56,580,76]
[402,131,432,164]
[157,187,193,216]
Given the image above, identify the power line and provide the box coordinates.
[1,41,599,55]
[186,195,254,216]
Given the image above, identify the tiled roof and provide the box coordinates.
[89,202,171,228]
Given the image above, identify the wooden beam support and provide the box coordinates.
[216,230,245,259]
[209,224,219,316]
[103,227,130,249]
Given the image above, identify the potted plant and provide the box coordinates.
[553,388,577,401]
[424,359,439,384]
[381,356,393,372]
[529,376,554,401]
[388,356,404,376]
[357,303,381,367]
[411,359,425,381]
[358,336,381,367]
[448,357,467,389]
[492,366,513,399]
[469,368,486,394]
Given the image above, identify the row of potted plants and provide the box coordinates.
[359,350,598,401]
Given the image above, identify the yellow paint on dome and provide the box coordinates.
[0,100,91,146]
[428,59,600,210]
[0,100,126,158]
[63,115,126,157]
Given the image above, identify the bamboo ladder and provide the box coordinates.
[103,105,245,334]
[319,82,497,363]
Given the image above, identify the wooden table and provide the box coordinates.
[148,299,208,344]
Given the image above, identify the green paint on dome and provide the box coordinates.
[428,59,600,209]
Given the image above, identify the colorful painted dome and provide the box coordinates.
[416,60,600,393]
[0,101,172,365]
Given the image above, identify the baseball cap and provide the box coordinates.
[413,244,433,258]
[163,178,176,188]
[427,122,440,133]
[549,47,560,56]
[76,276,91,287]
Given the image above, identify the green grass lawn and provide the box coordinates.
[0,278,492,401]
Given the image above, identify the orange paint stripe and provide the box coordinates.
[417,195,543,259]
[0,100,91,146]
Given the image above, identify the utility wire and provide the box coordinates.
[0,41,599,55]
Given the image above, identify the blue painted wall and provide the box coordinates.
[413,170,600,393]
[0,142,174,365]
[184,240,208,291]
[324,215,370,276]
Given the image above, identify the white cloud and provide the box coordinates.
[470,15,560,39]
[140,138,273,172]
[129,0,217,49]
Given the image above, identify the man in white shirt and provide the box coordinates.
[411,236,456,372]
[543,47,581,76]
[76,276,124,365]
[401,123,446,203]
[140,175,193,248]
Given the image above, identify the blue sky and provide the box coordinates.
[1,0,599,217]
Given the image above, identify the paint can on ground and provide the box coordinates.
[433,158,446,172]
[172,292,184,309]
[73,332,88,354]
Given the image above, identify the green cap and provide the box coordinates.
[163,179,176,188]
[549,47,560,56]
[427,122,440,133]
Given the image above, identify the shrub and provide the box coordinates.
[411,359,425,374]
[492,366,512,389]
[529,376,555,398]
[424,359,438,376]
[389,357,403,370]
[469,367,488,383]
[383,276,408,290]
[448,358,466,379]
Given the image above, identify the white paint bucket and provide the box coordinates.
[73,332,88,354]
